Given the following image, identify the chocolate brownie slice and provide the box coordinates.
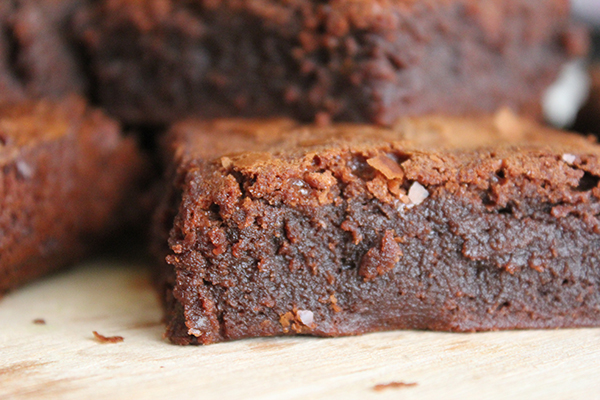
[156,111,600,345]
[76,0,587,126]
[0,0,87,104]
[0,96,145,294]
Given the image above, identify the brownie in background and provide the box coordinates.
[76,0,586,126]
[0,0,88,104]
[0,97,146,294]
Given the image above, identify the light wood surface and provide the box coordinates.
[1,259,599,400]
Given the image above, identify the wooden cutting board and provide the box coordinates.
[1,259,599,400]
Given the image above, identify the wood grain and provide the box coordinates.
[1,260,599,400]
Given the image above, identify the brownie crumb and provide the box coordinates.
[33,319,46,325]
[279,308,316,333]
[92,331,124,344]
[359,230,402,281]
[372,382,418,392]
[329,294,342,313]
[367,154,404,180]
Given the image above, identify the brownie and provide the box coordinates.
[0,96,145,294]
[0,0,87,104]
[574,65,600,135]
[76,0,587,126]
[155,111,600,345]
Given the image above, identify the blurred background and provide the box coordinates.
[572,0,600,27]
[544,1,600,131]
[573,0,600,57]
[569,0,600,133]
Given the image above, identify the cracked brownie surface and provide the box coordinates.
[155,111,600,344]
[77,0,586,125]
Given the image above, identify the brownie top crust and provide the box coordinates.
[171,110,600,165]
[166,110,600,224]
[0,96,117,162]
[97,0,573,34]
[90,0,583,63]
[93,0,581,61]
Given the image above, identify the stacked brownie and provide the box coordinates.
[1,0,599,345]
[136,0,599,344]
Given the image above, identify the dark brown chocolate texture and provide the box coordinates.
[0,0,88,104]
[0,97,145,294]
[155,111,600,345]
[76,0,586,125]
